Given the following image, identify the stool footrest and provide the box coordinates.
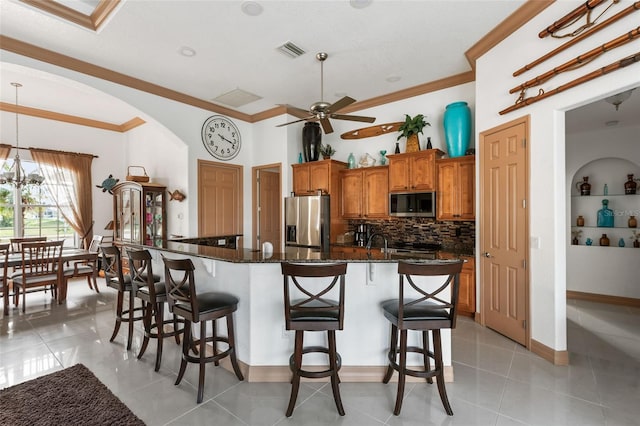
[289,346,342,379]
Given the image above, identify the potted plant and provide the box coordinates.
[397,114,430,153]
[319,143,336,159]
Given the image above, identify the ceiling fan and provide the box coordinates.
[276,52,376,134]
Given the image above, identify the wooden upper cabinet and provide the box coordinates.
[340,166,388,219]
[388,149,444,192]
[436,156,475,221]
[292,159,346,195]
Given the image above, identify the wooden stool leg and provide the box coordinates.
[423,330,433,384]
[176,321,190,386]
[137,302,152,358]
[197,320,207,403]
[126,291,135,350]
[110,290,124,343]
[286,330,304,417]
[212,319,219,366]
[154,302,164,372]
[173,314,181,344]
[226,313,244,380]
[328,330,345,416]
[393,329,408,416]
[383,324,398,384]
[433,330,453,415]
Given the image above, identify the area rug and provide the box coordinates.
[0,364,145,426]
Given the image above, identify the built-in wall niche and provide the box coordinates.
[571,157,640,248]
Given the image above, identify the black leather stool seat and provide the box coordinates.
[382,260,464,417]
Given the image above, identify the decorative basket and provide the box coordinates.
[126,166,150,182]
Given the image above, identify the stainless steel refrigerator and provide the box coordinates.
[284,195,330,251]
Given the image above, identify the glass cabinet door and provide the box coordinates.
[121,189,131,242]
[131,188,141,243]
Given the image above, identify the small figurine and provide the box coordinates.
[96,174,119,194]
[168,189,186,202]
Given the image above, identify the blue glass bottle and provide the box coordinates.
[596,199,614,228]
[348,153,356,169]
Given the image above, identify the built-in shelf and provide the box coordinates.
[573,226,637,229]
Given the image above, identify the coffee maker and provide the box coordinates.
[354,223,370,246]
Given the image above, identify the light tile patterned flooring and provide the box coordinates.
[1,280,639,425]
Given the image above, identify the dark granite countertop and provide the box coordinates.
[127,241,474,264]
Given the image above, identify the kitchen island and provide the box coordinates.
[127,240,469,382]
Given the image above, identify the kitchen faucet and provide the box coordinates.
[366,233,388,253]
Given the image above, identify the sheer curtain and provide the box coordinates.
[30,148,94,249]
[0,144,11,162]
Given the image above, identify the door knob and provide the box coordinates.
[482,252,492,258]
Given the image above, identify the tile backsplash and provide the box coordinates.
[347,218,475,252]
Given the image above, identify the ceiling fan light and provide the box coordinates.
[604,88,634,111]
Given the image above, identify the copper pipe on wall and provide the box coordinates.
[499,51,640,115]
[515,1,640,76]
[538,0,610,38]
[510,26,640,94]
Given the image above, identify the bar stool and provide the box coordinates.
[127,249,184,371]
[162,256,244,403]
[381,259,464,416]
[280,262,347,417]
[101,245,145,350]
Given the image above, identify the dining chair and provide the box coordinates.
[381,259,464,416]
[62,235,103,293]
[0,243,10,316]
[9,236,47,280]
[12,240,64,313]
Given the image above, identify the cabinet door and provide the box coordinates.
[457,158,475,220]
[364,168,389,218]
[437,161,457,220]
[131,188,142,243]
[388,156,410,192]
[457,258,476,314]
[292,164,310,195]
[340,170,363,218]
[411,151,437,191]
[309,162,330,194]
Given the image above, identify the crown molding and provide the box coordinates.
[19,0,121,31]
[0,101,145,132]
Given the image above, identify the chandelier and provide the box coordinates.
[0,82,45,187]
[604,88,635,111]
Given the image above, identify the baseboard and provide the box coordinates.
[566,290,640,308]
[530,339,568,366]
[218,357,454,383]
[473,311,482,324]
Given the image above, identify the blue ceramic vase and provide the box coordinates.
[443,101,471,158]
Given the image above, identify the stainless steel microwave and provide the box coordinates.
[389,192,436,217]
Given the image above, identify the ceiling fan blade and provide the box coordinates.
[280,104,312,118]
[330,113,376,123]
[275,115,316,127]
[327,96,356,113]
[320,118,334,134]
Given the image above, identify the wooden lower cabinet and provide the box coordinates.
[340,166,388,219]
[439,252,475,316]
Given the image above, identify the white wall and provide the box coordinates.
[566,124,640,297]
[476,1,640,351]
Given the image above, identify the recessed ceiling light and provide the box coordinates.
[386,75,401,83]
[350,0,372,9]
[179,46,196,57]
[241,1,263,16]
[605,120,619,127]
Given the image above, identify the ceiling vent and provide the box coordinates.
[277,42,306,58]
[213,88,262,108]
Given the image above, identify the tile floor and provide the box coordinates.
[1,281,639,425]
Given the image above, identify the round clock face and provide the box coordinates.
[201,115,241,160]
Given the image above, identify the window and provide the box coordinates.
[0,160,76,246]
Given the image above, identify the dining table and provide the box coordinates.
[2,247,98,314]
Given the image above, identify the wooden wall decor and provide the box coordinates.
[340,122,403,140]
[499,51,640,115]
[515,1,640,76]
[510,26,640,95]
[538,0,618,39]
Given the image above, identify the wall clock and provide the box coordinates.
[201,115,241,160]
